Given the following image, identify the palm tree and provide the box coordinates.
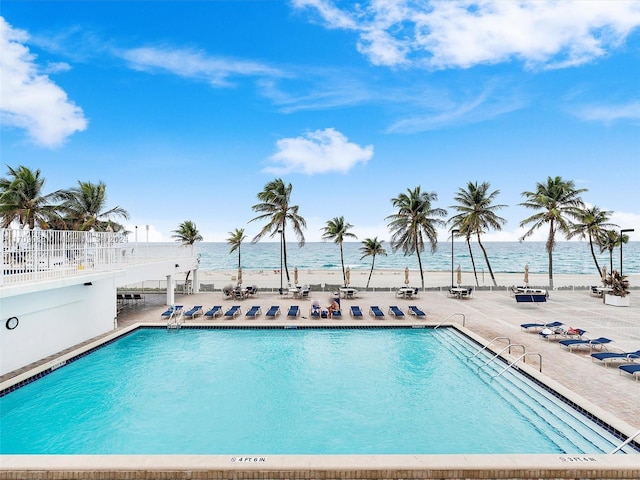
[0,165,63,228]
[249,178,306,285]
[386,186,447,289]
[359,237,387,289]
[171,220,203,283]
[59,180,129,231]
[519,176,586,289]
[567,206,617,277]
[449,181,507,287]
[227,228,246,269]
[321,216,357,285]
[600,229,630,274]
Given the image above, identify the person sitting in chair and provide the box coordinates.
[328,299,339,318]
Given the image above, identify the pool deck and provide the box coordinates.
[2,288,640,479]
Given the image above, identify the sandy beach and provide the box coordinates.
[195,268,639,291]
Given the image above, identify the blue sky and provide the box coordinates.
[1,0,639,243]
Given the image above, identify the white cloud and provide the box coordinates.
[118,46,283,87]
[0,17,87,148]
[265,128,374,175]
[293,0,640,69]
[573,100,640,124]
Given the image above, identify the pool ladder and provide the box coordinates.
[470,337,542,376]
[166,309,183,329]
[434,313,465,328]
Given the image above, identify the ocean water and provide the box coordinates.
[194,241,639,275]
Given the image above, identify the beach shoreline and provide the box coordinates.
[193,268,639,290]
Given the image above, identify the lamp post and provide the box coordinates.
[620,228,634,276]
[278,228,283,293]
[451,229,459,288]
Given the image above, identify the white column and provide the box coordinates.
[166,274,175,305]
[193,268,199,294]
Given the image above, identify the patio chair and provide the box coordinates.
[619,364,640,382]
[369,306,385,319]
[287,305,300,318]
[591,349,640,366]
[160,305,183,318]
[388,306,405,318]
[520,321,563,332]
[408,306,426,318]
[265,306,280,319]
[245,306,261,319]
[559,337,612,352]
[223,305,241,319]
[350,306,363,318]
[204,305,223,319]
[183,305,203,319]
[539,327,586,341]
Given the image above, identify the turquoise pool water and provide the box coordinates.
[0,327,633,455]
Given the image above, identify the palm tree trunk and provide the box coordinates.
[547,223,554,290]
[417,250,425,289]
[477,234,497,287]
[467,238,479,287]
[282,228,290,284]
[588,233,601,276]
[340,242,346,285]
[366,255,376,289]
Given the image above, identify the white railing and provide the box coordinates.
[1,228,193,286]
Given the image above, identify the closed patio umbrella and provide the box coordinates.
[456,265,462,286]
[345,266,351,286]
[524,264,529,286]
[601,266,607,284]
[404,267,410,285]
[294,266,299,286]
[237,267,242,286]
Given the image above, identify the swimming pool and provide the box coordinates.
[0,326,636,455]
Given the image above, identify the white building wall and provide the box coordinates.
[0,278,116,376]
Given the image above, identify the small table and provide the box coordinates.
[397,287,415,299]
[339,287,357,299]
[450,287,468,299]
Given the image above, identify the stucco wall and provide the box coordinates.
[0,278,116,376]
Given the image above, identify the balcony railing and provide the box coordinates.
[1,228,193,286]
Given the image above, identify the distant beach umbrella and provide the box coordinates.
[524,264,529,286]
[345,266,351,286]
[456,265,462,286]
[601,266,607,284]
[404,267,410,285]
[237,267,242,286]
[294,266,298,285]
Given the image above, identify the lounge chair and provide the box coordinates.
[124,293,134,304]
[515,293,547,303]
[160,305,183,318]
[116,293,124,304]
[388,306,405,318]
[204,305,223,319]
[223,305,241,319]
[133,293,145,304]
[287,305,300,318]
[332,308,342,319]
[408,306,426,318]
[265,306,280,319]
[559,337,613,352]
[619,364,640,381]
[350,306,363,318]
[591,349,640,366]
[310,306,321,319]
[520,321,563,332]
[539,327,586,341]
[369,306,385,319]
[245,306,261,319]
[183,305,203,319]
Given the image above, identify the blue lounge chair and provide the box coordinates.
[539,327,586,341]
[389,306,405,318]
[332,309,342,319]
[287,305,299,318]
[369,306,385,318]
[161,305,183,318]
[619,364,640,381]
[350,306,363,318]
[204,305,222,319]
[310,305,321,319]
[520,321,563,332]
[408,306,426,318]
[591,349,640,366]
[265,306,280,319]
[183,305,203,319]
[245,306,261,319]
[223,305,241,319]
[515,293,547,303]
[559,337,612,352]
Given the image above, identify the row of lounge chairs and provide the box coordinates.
[162,304,427,320]
[521,320,639,381]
